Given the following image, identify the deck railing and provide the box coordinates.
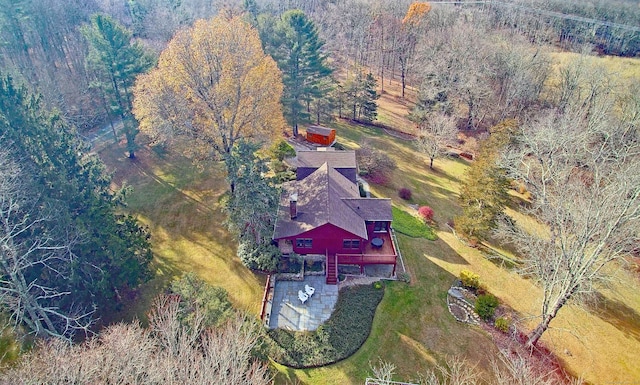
[390,228,406,275]
[336,254,397,265]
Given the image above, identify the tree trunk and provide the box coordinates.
[526,319,549,348]
[401,69,406,99]
[527,290,573,347]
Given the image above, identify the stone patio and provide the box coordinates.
[269,275,338,331]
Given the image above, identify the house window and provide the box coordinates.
[296,238,312,248]
[343,239,360,249]
[373,221,388,233]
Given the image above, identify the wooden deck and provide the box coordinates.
[337,254,396,265]
[363,232,396,256]
[337,232,397,266]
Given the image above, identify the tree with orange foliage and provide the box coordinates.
[402,2,432,26]
[133,13,286,174]
[398,2,432,98]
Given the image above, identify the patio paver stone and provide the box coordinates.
[269,276,338,331]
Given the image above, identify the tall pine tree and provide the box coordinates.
[455,120,515,242]
[0,74,152,339]
[81,14,155,158]
[262,10,333,136]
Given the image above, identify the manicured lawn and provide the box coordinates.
[98,140,265,324]
[98,72,640,384]
[391,206,437,240]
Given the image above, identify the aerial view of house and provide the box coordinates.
[273,149,398,285]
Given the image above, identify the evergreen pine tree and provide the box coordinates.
[0,74,152,338]
[263,10,333,136]
[455,120,516,241]
[81,14,155,158]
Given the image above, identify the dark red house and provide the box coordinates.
[273,151,397,284]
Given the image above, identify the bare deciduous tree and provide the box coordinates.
[2,294,271,384]
[490,36,551,120]
[498,108,640,347]
[491,348,580,385]
[0,147,93,341]
[415,112,458,169]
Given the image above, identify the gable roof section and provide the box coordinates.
[273,163,366,240]
[296,150,357,170]
[307,125,334,136]
[273,163,393,240]
[342,198,392,221]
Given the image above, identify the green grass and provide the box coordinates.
[94,64,640,384]
[392,207,437,240]
[97,140,265,325]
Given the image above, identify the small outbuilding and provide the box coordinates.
[306,125,336,146]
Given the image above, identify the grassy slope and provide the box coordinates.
[97,63,640,384]
[281,74,640,383]
[98,142,265,324]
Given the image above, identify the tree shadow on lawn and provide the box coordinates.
[98,143,265,321]
[585,291,640,342]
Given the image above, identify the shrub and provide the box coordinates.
[269,139,296,161]
[398,187,412,200]
[170,273,233,328]
[237,239,280,272]
[274,170,296,183]
[304,260,323,272]
[368,172,390,187]
[418,206,434,221]
[398,272,410,283]
[475,294,499,320]
[392,207,437,240]
[460,270,480,289]
[373,281,383,289]
[268,284,384,368]
[494,317,510,332]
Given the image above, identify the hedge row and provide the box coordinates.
[267,283,384,368]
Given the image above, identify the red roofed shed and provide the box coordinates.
[306,125,336,146]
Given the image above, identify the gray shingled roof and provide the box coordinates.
[296,150,357,169]
[273,163,392,240]
[342,198,392,221]
[306,125,334,136]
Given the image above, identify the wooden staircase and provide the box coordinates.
[326,253,337,285]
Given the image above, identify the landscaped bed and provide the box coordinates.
[268,283,384,368]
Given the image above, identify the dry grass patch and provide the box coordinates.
[306,118,640,384]
[97,141,265,324]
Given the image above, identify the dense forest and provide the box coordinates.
[1,0,639,383]
[0,0,638,133]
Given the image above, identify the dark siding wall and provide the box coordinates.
[284,223,364,255]
[366,221,391,238]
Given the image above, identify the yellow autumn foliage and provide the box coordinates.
[133,13,286,162]
[402,2,432,26]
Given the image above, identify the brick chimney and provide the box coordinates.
[289,192,298,219]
